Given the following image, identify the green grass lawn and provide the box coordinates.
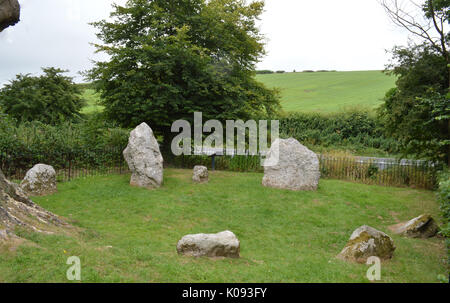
[80,89,104,114]
[1,169,445,283]
[256,71,396,113]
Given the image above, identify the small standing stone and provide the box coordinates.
[192,166,209,183]
[177,231,240,258]
[388,214,439,238]
[20,164,57,196]
[337,225,396,263]
[123,122,164,189]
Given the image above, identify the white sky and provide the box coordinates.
[0,0,411,85]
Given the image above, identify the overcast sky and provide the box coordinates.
[0,0,410,85]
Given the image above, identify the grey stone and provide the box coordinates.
[262,138,320,191]
[0,0,20,32]
[177,231,240,258]
[20,164,57,196]
[337,225,395,263]
[123,122,164,189]
[192,166,208,183]
[388,214,439,238]
[1,168,67,240]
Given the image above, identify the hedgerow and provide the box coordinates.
[278,110,400,155]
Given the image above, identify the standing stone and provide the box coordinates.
[177,231,240,258]
[20,164,57,196]
[192,166,208,183]
[388,214,439,238]
[262,138,320,191]
[337,225,396,263]
[123,122,163,189]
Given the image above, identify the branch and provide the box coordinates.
[428,0,448,58]
[380,0,444,53]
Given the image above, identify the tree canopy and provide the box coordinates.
[87,0,280,143]
[0,68,85,125]
[379,0,449,165]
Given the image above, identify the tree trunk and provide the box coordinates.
[0,0,20,32]
[0,168,67,243]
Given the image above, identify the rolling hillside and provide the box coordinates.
[256,70,396,113]
[80,71,397,114]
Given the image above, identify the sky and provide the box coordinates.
[0,0,411,86]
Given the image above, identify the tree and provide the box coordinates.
[0,68,85,125]
[381,0,449,87]
[379,0,449,165]
[0,0,20,32]
[86,0,280,148]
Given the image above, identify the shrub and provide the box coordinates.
[0,68,85,125]
[0,115,129,175]
[278,110,400,155]
[437,170,450,263]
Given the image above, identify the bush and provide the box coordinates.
[437,170,450,264]
[0,115,129,175]
[0,68,85,125]
[278,110,400,155]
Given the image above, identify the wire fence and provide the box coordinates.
[0,147,439,190]
[0,148,129,182]
[318,155,437,189]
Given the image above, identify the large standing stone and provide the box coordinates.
[177,231,240,258]
[123,122,164,189]
[262,138,320,191]
[20,164,57,196]
[192,166,208,183]
[0,0,20,32]
[388,214,439,238]
[337,225,395,263]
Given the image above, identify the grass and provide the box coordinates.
[0,169,446,283]
[80,89,104,114]
[256,71,396,113]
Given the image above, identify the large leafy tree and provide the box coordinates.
[87,0,280,146]
[379,0,450,165]
[0,68,85,125]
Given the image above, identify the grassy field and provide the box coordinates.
[79,71,396,114]
[0,169,446,283]
[256,71,396,113]
[80,89,104,114]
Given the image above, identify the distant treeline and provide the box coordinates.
[255,70,286,74]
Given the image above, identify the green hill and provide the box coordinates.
[256,70,396,113]
[80,71,397,114]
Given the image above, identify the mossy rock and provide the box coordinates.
[388,214,439,238]
[337,225,395,263]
